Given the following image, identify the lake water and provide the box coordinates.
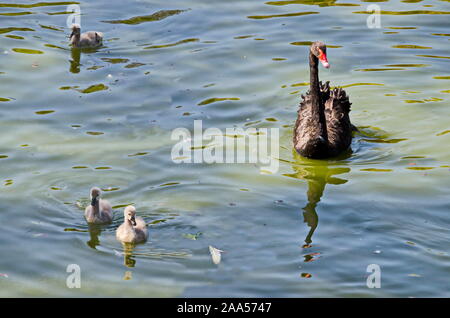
[0,0,449,297]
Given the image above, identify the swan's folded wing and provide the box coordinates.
[324,87,352,155]
[135,216,147,230]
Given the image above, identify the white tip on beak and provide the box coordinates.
[321,60,330,69]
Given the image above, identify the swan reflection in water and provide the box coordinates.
[69,48,81,74]
[288,150,351,247]
[69,47,102,74]
[121,243,137,268]
[85,225,136,267]
[86,224,104,249]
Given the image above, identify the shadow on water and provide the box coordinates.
[86,224,102,249]
[69,48,81,74]
[122,243,137,268]
[288,150,351,247]
[69,47,104,74]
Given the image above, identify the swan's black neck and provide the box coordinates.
[309,53,320,102]
[309,52,327,140]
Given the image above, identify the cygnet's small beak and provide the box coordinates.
[130,216,136,226]
[91,197,97,206]
[69,31,74,39]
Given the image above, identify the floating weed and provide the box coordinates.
[5,34,24,39]
[401,156,426,159]
[101,58,129,64]
[291,82,309,87]
[87,65,104,70]
[102,187,120,192]
[39,24,63,32]
[144,38,199,49]
[436,130,450,136]
[392,44,432,49]
[35,110,55,115]
[266,0,358,7]
[59,85,78,90]
[124,62,146,69]
[416,54,450,60]
[290,41,341,48]
[112,204,134,209]
[362,138,407,144]
[0,11,33,16]
[355,67,404,71]
[198,97,240,106]
[353,10,450,15]
[0,27,34,34]
[159,182,180,187]
[64,228,88,233]
[386,26,417,30]
[12,48,43,54]
[102,9,186,25]
[433,76,450,80]
[128,152,149,157]
[183,232,202,240]
[340,83,384,88]
[234,35,254,39]
[248,11,319,19]
[86,131,104,136]
[385,64,429,68]
[404,97,443,103]
[360,168,393,172]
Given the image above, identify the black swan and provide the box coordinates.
[293,41,353,159]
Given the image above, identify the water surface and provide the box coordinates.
[0,0,449,297]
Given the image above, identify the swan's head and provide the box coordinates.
[124,206,137,226]
[69,24,81,39]
[90,187,101,206]
[310,41,330,69]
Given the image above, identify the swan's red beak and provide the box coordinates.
[318,50,330,69]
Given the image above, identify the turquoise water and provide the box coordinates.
[0,0,449,297]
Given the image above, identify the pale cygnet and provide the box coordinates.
[84,187,113,224]
[69,24,103,48]
[116,206,148,244]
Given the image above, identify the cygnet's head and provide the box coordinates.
[90,187,102,206]
[70,24,81,39]
[124,205,137,226]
